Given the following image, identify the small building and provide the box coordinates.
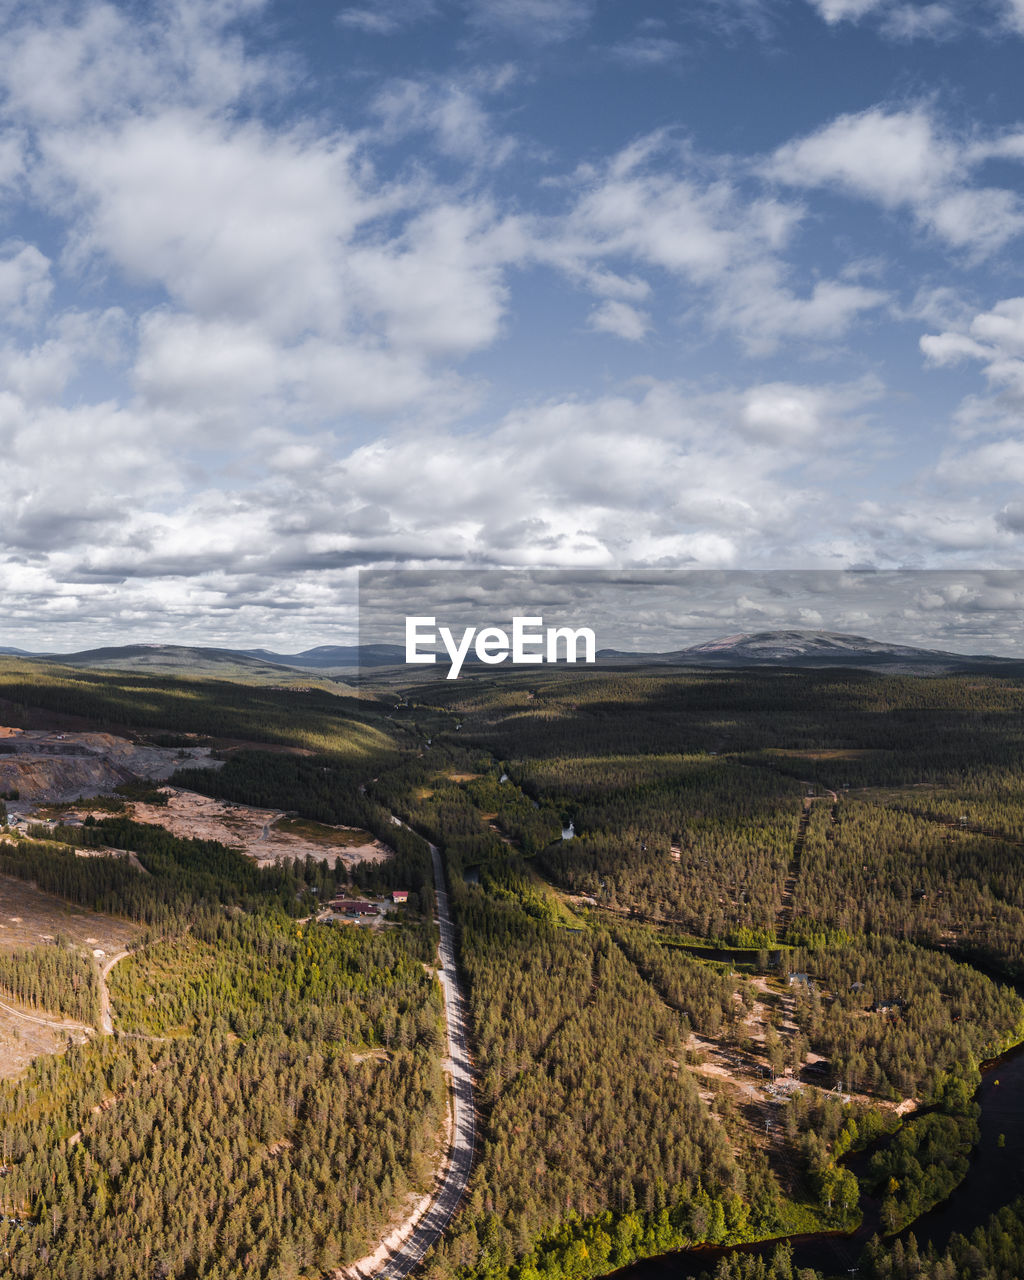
[330,899,379,916]
[391,889,409,904]
[787,972,813,989]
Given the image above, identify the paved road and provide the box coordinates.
[377,841,475,1279]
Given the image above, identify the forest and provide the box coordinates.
[2,660,1024,1278]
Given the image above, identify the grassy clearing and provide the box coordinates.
[271,817,374,847]
[522,861,586,928]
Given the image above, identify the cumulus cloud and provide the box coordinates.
[549,132,887,352]
[0,0,1021,647]
[370,67,519,166]
[737,378,882,445]
[770,105,1024,257]
[0,306,127,401]
[588,299,650,340]
[0,374,891,644]
[0,0,283,125]
[921,296,1024,408]
[0,241,53,326]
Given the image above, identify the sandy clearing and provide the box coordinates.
[0,1006,91,1080]
[63,787,394,869]
[0,876,140,954]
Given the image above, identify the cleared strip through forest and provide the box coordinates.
[369,839,476,1280]
[777,789,837,938]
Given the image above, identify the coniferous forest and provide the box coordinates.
[2,657,1024,1278]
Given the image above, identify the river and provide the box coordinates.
[609,1033,1024,1279]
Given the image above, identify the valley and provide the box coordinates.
[0,652,1023,1279]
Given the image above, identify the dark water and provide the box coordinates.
[609,1040,1024,1280]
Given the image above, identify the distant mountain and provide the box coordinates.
[4,631,1019,680]
[7,644,351,687]
[0,646,31,655]
[598,629,1017,672]
[239,644,406,669]
[0,641,406,679]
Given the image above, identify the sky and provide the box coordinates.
[3,0,1024,652]
[358,570,1024,656]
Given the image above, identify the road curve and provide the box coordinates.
[378,841,476,1279]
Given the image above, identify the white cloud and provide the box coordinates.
[738,379,881,445]
[0,241,52,326]
[808,0,887,22]
[0,1,281,126]
[713,265,888,354]
[134,312,472,421]
[609,36,684,66]
[347,201,527,355]
[770,105,1024,257]
[45,112,374,338]
[370,69,519,166]
[804,0,988,38]
[465,0,594,42]
[547,133,885,351]
[771,106,955,206]
[921,297,1024,405]
[337,1,439,34]
[563,138,776,280]
[30,102,526,404]
[0,375,889,644]
[588,299,650,340]
[0,306,127,401]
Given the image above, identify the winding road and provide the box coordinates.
[375,840,476,1279]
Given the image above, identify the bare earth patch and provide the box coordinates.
[685,975,915,1124]
[0,875,140,954]
[108,787,393,868]
[0,725,220,805]
[0,876,140,1078]
[0,1008,91,1080]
